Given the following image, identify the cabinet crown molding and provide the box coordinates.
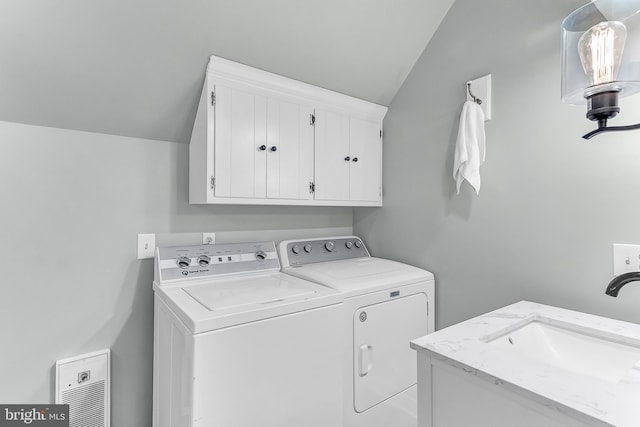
[207,55,387,121]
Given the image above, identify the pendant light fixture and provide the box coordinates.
[562,0,640,139]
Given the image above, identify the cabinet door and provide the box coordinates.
[313,109,350,201]
[214,83,267,198]
[266,98,314,200]
[349,117,382,202]
[353,294,428,413]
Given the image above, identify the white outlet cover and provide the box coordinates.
[202,232,216,244]
[612,243,640,276]
[137,233,156,259]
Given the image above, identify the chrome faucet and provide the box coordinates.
[605,272,640,297]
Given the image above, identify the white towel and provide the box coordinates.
[453,100,486,195]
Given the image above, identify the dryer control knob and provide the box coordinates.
[354,240,363,248]
[197,255,211,267]
[325,241,335,252]
[176,256,191,269]
[345,241,353,249]
[304,244,312,253]
[255,250,267,261]
[291,245,301,254]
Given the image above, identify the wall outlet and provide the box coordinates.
[202,233,216,244]
[137,234,156,259]
[612,243,640,276]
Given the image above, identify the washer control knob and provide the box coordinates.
[325,241,335,252]
[176,256,191,269]
[304,244,313,253]
[345,241,353,249]
[354,240,363,248]
[255,250,267,261]
[291,245,301,254]
[197,255,211,267]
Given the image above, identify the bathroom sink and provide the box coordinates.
[487,317,640,383]
[411,301,640,426]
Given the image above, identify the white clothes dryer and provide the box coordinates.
[279,236,435,427]
[153,241,343,427]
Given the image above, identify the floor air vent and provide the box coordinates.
[55,349,110,427]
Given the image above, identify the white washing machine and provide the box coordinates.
[152,241,344,427]
[279,236,435,427]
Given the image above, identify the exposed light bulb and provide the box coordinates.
[561,1,640,139]
[578,21,627,89]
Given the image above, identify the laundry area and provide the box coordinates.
[153,236,434,427]
[3,1,640,427]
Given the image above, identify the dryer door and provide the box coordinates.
[353,293,428,413]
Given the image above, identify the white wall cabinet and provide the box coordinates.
[314,111,382,203]
[212,81,313,201]
[189,56,387,206]
[266,98,315,200]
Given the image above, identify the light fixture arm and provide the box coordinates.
[582,122,640,139]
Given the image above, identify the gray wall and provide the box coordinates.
[354,0,640,329]
[0,121,351,426]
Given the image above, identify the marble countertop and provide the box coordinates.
[411,301,640,427]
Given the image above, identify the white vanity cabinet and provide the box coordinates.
[411,301,640,427]
[189,56,387,206]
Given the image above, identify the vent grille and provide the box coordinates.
[62,380,106,427]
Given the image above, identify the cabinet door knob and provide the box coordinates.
[270,146,278,152]
[258,145,267,151]
[344,156,351,161]
[352,157,359,162]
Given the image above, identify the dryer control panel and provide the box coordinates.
[280,236,370,267]
[155,241,279,283]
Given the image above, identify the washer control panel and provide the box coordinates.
[155,241,279,283]
[281,236,370,267]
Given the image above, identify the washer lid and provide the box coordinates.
[153,272,342,333]
[184,275,316,311]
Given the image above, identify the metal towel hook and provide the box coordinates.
[467,82,482,105]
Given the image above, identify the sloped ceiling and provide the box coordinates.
[0,0,455,143]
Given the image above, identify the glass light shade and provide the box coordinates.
[562,0,640,105]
